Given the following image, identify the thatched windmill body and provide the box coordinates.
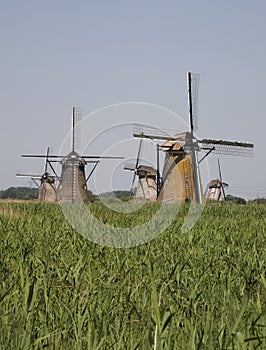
[156,134,195,203]
[17,147,57,202]
[133,72,254,204]
[135,165,157,200]
[38,173,57,202]
[57,151,91,203]
[207,159,228,201]
[124,139,158,201]
[125,164,158,201]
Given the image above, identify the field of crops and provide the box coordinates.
[0,201,266,349]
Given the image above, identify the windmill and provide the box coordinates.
[206,159,229,201]
[124,139,158,201]
[133,72,254,204]
[56,107,95,203]
[17,147,57,202]
[21,107,124,203]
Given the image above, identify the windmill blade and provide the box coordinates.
[217,159,229,187]
[135,139,143,170]
[22,153,81,159]
[44,147,50,173]
[22,154,63,158]
[22,154,124,159]
[130,171,137,195]
[187,72,200,133]
[72,107,81,153]
[47,160,60,182]
[31,177,40,188]
[124,163,136,171]
[218,158,223,183]
[186,73,202,204]
[133,124,178,140]
[218,159,227,200]
[156,143,161,198]
[16,173,42,178]
[199,139,254,156]
[82,155,124,159]
[130,139,143,194]
[85,161,100,183]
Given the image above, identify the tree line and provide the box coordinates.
[0,186,265,204]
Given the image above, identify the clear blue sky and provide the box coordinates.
[1,0,265,199]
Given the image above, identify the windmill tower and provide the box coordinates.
[124,139,158,201]
[133,72,254,204]
[157,135,195,203]
[207,159,228,201]
[17,147,57,202]
[21,107,124,203]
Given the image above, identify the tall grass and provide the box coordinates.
[0,202,266,349]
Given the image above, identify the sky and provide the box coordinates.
[0,0,265,199]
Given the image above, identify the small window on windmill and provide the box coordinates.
[165,178,169,185]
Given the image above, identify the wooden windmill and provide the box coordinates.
[207,159,228,201]
[124,139,158,201]
[56,107,94,203]
[133,72,254,204]
[17,147,57,202]
[21,107,124,203]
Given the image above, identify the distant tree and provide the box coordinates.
[0,187,101,202]
[226,194,246,205]
[113,191,133,201]
[248,197,266,205]
[0,187,38,200]
[98,190,133,201]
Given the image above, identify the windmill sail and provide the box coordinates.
[133,124,177,141]
[187,72,202,203]
[72,107,81,153]
[188,72,200,133]
[218,158,227,200]
[200,139,254,156]
[130,139,143,193]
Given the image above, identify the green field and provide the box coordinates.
[0,202,266,349]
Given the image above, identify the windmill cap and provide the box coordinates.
[137,165,157,176]
[61,151,87,165]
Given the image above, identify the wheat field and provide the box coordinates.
[0,202,266,349]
